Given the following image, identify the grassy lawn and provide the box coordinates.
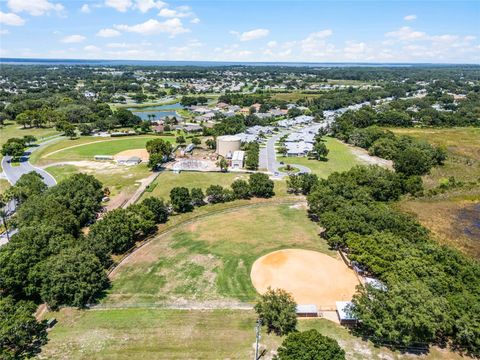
[30,135,176,166]
[38,308,461,360]
[278,137,361,178]
[0,179,11,195]
[104,202,333,306]
[45,163,152,198]
[271,92,321,102]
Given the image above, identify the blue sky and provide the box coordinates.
[0,0,479,63]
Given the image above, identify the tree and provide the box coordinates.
[146,138,174,169]
[22,135,36,145]
[206,138,216,150]
[254,287,297,336]
[38,247,108,309]
[140,197,169,223]
[176,135,186,145]
[216,157,228,172]
[231,179,251,199]
[78,123,93,136]
[170,187,193,213]
[63,124,77,139]
[191,137,201,145]
[0,296,48,360]
[206,185,226,203]
[311,141,329,161]
[1,138,26,160]
[7,172,47,204]
[275,329,345,360]
[190,188,205,206]
[394,147,432,176]
[249,173,274,198]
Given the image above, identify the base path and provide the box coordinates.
[251,249,359,310]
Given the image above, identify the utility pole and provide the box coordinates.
[254,319,261,360]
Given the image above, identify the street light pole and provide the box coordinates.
[254,319,261,360]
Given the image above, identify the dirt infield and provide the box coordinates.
[251,249,360,309]
[114,149,150,162]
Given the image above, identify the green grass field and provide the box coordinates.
[104,202,333,306]
[38,308,461,360]
[278,137,361,178]
[0,179,11,195]
[30,135,176,165]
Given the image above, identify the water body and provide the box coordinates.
[128,102,184,121]
[2,58,461,68]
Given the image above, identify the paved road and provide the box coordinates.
[1,136,62,245]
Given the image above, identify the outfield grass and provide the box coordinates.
[38,308,461,360]
[278,137,361,178]
[104,202,333,306]
[30,135,176,165]
[0,179,11,195]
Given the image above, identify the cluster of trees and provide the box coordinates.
[333,125,446,177]
[254,288,345,360]
[169,173,275,213]
[1,135,36,160]
[244,142,260,170]
[180,96,208,106]
[146,138,174,169]
[306,165,480,353]
[309,131,329,161]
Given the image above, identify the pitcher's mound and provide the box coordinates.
[251,249,359,309]
[114,149,149,162]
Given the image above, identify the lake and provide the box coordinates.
[128,102,184,121]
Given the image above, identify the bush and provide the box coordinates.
[231,179,251,199]
[170,187,193,213]
[275,329,345,360]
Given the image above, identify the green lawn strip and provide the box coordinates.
[0,179,11,195]
[104,201,333,306]
[278,137,361,178]
[39,308,461,360]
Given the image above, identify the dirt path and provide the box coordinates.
[121,171,160,209]
[348,145,393,169]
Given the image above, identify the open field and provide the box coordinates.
[104,202,334,306]
[388,127,480,188]
[30,135,176,166]
[38,307,463,359]
[251,249,359,310]
[45,163,152,199]
[0,178,11,195]
[278,137,361,178]
[390,128,480,258]
[270,92,322,102]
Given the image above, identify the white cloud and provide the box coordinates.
[190,17,200,24]
[134,0,166,13]
[114,18,189,36]
[7,0,64,16]
[232,28,270,42]
[61,34,86,43]
[96,28,121,38]
[84,45,100,52]
[80,4,90,13]
[404,14,417,21]
[430,34,459,43]
[158,8,191,18]
[0,29,10,35]
[300,30,335,55]
[267,41,277,48]
[385,26,427,41]
[0,11,25,26]
[105,0,132,12]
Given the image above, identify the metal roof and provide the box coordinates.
[296,304,318,313]
[336,301,357,320]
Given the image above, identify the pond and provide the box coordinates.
[128,102,184,121]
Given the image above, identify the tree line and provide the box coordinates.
[300,166,479,354]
